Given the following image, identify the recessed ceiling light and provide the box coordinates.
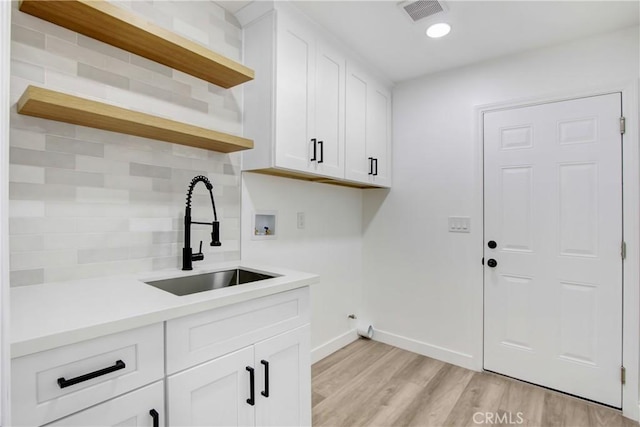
[426,22,451,38]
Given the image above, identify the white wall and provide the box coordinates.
[363,26,640,369]
[241,172,363,361]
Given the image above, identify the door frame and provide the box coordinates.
[473,81,640,420]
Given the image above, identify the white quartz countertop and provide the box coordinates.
[10,261,319,358]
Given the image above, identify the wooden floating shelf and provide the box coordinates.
[19,0,254,89]
[18,86,253,153]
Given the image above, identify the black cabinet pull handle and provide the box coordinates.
[310,138,317,162]
[246,366,255,406]
[57,360,125,389]
[373,158,378,176]
[261,360,270,398]
[149,409,159,427]
[318,140,324,163]
[368,157,373,175]
[487,258,498,268]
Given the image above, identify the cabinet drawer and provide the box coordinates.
[46,380,164,426]
[166,287,310,374]
[12,323,164,426]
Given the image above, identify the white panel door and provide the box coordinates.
[275,9,315,173]
[484,93,623,407]
[167,346,255,426]
[48,381,164,427]
[255,325,311,427]
[313,40,345,179]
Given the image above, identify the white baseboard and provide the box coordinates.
[311,329,359,364]
[373,329,478,371]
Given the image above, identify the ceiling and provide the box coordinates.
[218,1,639,83]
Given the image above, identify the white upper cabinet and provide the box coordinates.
[240,3,390,188]
[312,40,345,178]
[345,63,392,187]
[273,10,316,174]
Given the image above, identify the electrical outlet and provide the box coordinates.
[297,212,305,229]
[448,216,470,233]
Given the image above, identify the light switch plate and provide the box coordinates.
[448,216,470,233]
[297,212,305,229]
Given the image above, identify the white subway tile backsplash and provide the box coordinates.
[10,75,35,105]
[130,54,172,77]
[11,147,75,169]
[77,63,130,90]
[129,218,173,232]
[10,128,45,151]
[11,58,44,83]
[11,235,45,253]
[44,259,153,283]
[10,268,45,287]
[9,0,242,286]
[76,187,129,204]
[11,250,76,270]
[45,35,108,69]
[11,24,45,49]
[46,69,108,99]
[78,247,130,264]
[173,18,210,46]
[9,200,45,218]
[10,109,77,138]
[46,135,105,157]
[76,155,129,175]
[10,183,76,201]
[77,34,130,62]
[12,41,76,75]
[104,174,153,191]
[45,168,104,188]
[10,164,45,184]
[130,162,172,179]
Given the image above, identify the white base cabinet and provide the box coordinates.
[254,325,311,427]
[47,381,164,427]
[168,346,255,426]
[12,287,312,427]
[168,325,310,427]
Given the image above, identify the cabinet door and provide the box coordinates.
[48,381,164,427]
[345,63,370,183]
[367,82,392,187]
[275,9,315,173]
[167,346,255,427]
[254,325,311,427]
[313,40,345,179]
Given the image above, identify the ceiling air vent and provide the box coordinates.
[400,0,446,23]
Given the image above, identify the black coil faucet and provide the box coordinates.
[183,175,221,271]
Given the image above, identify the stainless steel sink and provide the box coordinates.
[144,268,276,296]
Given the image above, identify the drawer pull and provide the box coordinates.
[246,366,255,406]
[261,360,270,398]
[150,409,159,427]
[57,360,126,389]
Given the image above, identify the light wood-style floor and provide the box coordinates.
[312,339,638,427]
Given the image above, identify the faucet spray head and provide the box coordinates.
[211,221,222,246]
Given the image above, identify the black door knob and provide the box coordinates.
[488,240,497,249]
[487,259,498,268]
